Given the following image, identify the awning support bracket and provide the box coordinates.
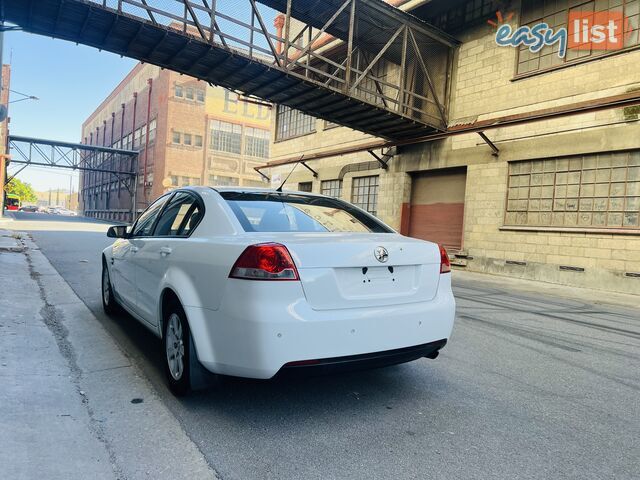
[254,167,271,183]
[300,161,319,178]
[368,150,389,170]
[478,131,499,156]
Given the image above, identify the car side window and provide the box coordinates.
[154,192,203,237]
[131,195,170,237]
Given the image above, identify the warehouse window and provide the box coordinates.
[321,179,343,198]
[196,89,205,102]
[195,135,203,147]
[298,182,313,192]
[275,105,316,141]
[186,87,194,100]
[210,120,242,154]
[427,0,501,31]
[184,133,192,146]
[172,131,181,144]
[175,85,183,98]
[181,176,200,186]
[505,152,640,229]
[517,0,640,75]
[148,119,157,144]
[208,175,239,186]
[351,175,379,216]
[245,127,270,158]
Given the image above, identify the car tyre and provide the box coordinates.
[101,260,120,315]
[163,302,192,396]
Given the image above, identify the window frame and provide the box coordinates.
[351,175,380,217]
[275,105,317,142]
[514,0,640,79]
[152,191,205,238]
[502,151,640,233]
[130,193,172,238]
[321,179,343,198]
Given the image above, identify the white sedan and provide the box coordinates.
[102,187,455,395]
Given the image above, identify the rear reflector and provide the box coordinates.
[439,244,451,274]
[229,243,300,281]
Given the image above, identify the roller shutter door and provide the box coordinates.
[408,168,466,251]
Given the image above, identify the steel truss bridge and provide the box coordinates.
[7,135,139,219]
[1,0,459,140]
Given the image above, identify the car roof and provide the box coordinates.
[184,186,329,199]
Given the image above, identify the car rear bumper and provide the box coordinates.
[185,274,455,379]
[276,339,447,377]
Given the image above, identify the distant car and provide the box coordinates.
[19,205,39,213]
[57,208,78,216]
[101,187,456,395]
[47,207,59,214]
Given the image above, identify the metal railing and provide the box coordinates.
[90,0,456,129]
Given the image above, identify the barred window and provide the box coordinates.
[140,124,146,148]
[148,119,157,144]
[181,176,200,186]
[298,182,313,192]
[351,176,379,216]
[208,175,239,186]
[321,179,343,198]
[505,152,640,229]
[245,127,270,158]
[210,120,242,154]
[517,0,640,75]
[427,0,501,32]
[276,105,316,141]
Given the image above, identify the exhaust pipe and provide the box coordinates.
[424,350,439,360]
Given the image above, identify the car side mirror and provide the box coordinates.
[107,225,129,238]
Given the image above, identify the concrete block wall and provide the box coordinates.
[462,160,640,294]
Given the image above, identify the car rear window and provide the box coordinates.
[220,192,393,233]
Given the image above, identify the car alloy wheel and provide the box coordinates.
[102,267,111,307]
[101,262,119,315]
[165,313,185,381]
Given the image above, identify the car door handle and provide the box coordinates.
[160,247,172,256]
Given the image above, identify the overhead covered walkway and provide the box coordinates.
[1,0,458,140]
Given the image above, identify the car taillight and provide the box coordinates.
[229,243,300,281]
[439,244,451,274]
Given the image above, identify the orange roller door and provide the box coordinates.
[408,168,467,251]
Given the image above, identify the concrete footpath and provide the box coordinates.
[0,229,218,480]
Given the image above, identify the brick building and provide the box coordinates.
[80,63,271,221]
[0,64,11,215]
[267,0,640,294]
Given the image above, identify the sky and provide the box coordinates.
[5,31,137,192]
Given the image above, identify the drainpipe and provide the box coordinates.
[131,92,138,222]
[143,78,152,204]
[118,103,125,199]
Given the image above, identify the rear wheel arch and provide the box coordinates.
[160,288,184,337]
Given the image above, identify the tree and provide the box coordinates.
[5,178,38,204]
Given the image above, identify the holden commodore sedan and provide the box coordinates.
[102,187,455,395]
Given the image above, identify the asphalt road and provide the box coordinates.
[9,212,640,480]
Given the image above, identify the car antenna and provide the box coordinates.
[276,155,303,192]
